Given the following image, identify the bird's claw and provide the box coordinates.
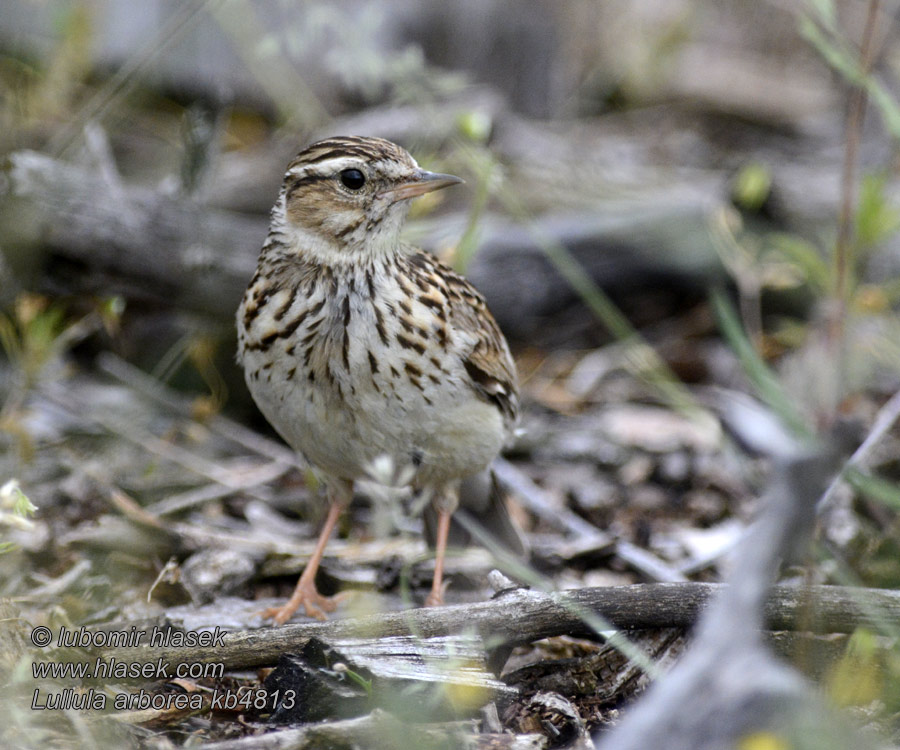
[424,579,450,608]
[258,584,346,624]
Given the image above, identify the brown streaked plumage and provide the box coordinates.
[237,136,520,623]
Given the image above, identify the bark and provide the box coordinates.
[86,582,899,673]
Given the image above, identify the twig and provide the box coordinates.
[493,459,686,582]
[171,521,424,562]
[615,540,688,584]
[818,385,900,512]
[493,458,608,542]
[106,488,164,528]
[182,711,532,750]
[92,583,900,674]
[97,353,300,466]
[40,381,278,505]
[18,559,93,602]
[145,462,291,516]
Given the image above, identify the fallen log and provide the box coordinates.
[8,148,722,344]
[183,710,544,750]
[76,582,900,674]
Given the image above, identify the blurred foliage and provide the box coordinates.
[826,628,899,711]
[713,163,900,425]
[150,332,228,421]
[850,469,900,513]
[856,173,900,252]
[0,294,69,389]
[711,288,811,438]
[732,163,773,214]
[0,293,122,389]
[215,0,467,134]
[701,1,900,732]
[0,479,36,555]
[449,137,498,274]
[0,293,122,461]
[737,733,791,750]
[767,175,900,306]
[258,1,465,104]
[0,3,92,146]
[801,0,900,141]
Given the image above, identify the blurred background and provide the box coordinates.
[4,0,894,409]
[3,0,900,745]
[1,0,892,390]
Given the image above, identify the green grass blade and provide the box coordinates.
[711,288,811,438]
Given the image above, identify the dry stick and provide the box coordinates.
[170,520,423,561]
[97,353,303,515]
[187,711,521,750]
[97,353,300,466]
[818,385,900,512]
[92,583,900,674]
[146,461,291,516]
[493,458,686,583]
[493,458,607,541]
[40,382,277,505]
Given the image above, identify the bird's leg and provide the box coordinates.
[426,484,459,607]
[259,480,351,624]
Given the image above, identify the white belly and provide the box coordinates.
[247,365,505,485]
[239,277,507,487]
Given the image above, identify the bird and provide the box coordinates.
[237,135,520,624]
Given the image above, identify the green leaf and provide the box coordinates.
[456,110,493,143]
[767,233,831,293]
[12,489,37,517]
[800,9,900,142]
[856,174,900,249]
[847,468,900,510]
[799,16,862,84]
[827,627,882,707]
[733,163,772,212]
[806,0,837,30]
[864,76,900,142]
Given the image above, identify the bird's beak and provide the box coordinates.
[380,170,464,202]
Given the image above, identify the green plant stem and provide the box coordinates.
[831,0,881,347]
[452,155,493,273]
[496,186,706,422]
[209,1,329,132]
[711,288,811,438]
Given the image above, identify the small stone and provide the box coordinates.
[181,548,255,604]
[628,485,670,513]
[658,451,691,485]
[599,405,720,453]
[683,489,726,523]
[618,455,654,486]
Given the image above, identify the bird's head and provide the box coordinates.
[273,136,462,264]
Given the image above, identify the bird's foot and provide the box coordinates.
[425,580,450,608]
[258,583,345,624]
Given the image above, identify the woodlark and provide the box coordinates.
[237,136,520,623]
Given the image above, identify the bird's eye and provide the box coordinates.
[339,169,366,190]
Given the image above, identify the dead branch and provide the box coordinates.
[89,582,900,673]
[180,710,544,750]
[7,148,718,342]
[8,149,262,317]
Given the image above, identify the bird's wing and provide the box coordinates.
[439,260,519,426]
